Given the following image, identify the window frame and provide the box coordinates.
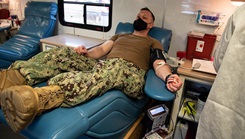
[58,0,113,32]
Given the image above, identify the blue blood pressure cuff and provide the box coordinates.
[150,48,167,65]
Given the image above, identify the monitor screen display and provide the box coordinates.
[150,106,165,116]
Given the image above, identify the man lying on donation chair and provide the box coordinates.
[0,7,182,132]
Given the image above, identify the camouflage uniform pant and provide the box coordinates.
[11,47,146,107]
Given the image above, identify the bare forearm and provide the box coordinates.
[86,47,106,59]
[74,40,114,59]
[153,60,172,82]
[86,40,114,59]
[155,65,172,82]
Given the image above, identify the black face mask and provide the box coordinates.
[133,18,147,31]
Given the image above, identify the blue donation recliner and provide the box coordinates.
[0,1,57,69]
[0,22,175,138]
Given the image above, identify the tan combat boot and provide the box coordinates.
[0,85,64,132]
[0,69,26,107]
[0,69,26,92]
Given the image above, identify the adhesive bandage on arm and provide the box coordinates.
[155,61,166,71]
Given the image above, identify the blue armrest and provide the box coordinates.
[144,69,175,101]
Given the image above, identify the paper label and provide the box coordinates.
[196,40,205,52]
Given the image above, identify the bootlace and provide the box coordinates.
[37,88,64,114]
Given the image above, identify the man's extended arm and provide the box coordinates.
[74,40,114,59]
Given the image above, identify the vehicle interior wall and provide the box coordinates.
[165,0,238,57]
[8,0,239,57]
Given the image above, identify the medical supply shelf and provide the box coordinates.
[178,98,198,123]
[170,59,216,138]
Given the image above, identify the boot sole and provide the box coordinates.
[0,85,38,132]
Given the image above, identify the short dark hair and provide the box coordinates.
[141,7,155,22]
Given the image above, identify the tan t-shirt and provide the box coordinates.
[106,34,163,71]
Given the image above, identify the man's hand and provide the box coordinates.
[74,46,88,55]
[165,74,182,92]
[153,60,183,92]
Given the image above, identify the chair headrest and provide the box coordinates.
[25,1,57,20]
[115,22,172,53]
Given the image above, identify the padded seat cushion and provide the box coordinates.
[0,34,40,61]
[0,88,148,139]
